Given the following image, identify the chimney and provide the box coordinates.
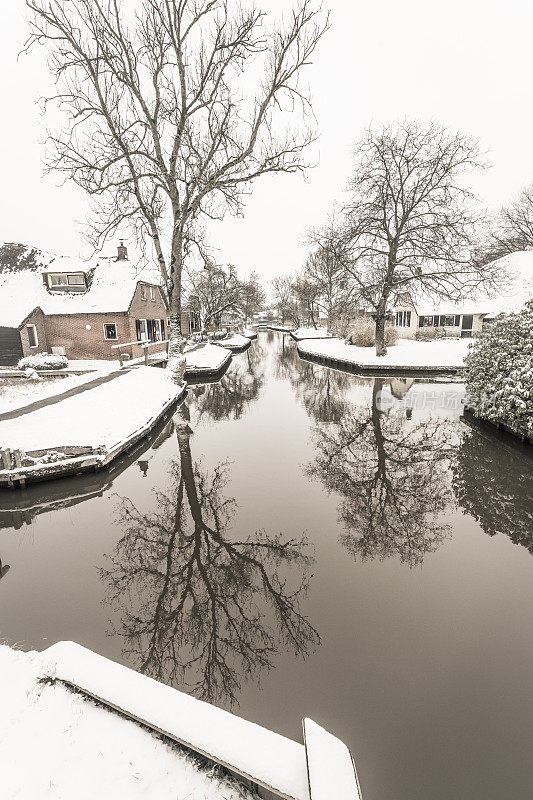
[117,240,128,261]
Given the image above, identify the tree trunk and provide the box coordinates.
[167,237,186,383]
[375,311,387,356]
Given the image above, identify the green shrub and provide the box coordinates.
[464,300,533,437]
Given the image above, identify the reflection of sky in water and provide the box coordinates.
[0,332,532,800]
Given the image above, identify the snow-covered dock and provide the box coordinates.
[214,333,252,352]
[0,367,186,487]
[243,328,258,339]
[297,337,470,376]
[184,342,233,375]
[290,328,331,341]
[23,640,362,800]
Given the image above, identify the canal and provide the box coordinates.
[0,330,532,800]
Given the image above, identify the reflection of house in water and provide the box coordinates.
[0,416,176,530]
[387,377,415,400]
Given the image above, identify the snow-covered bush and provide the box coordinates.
[348,319,399,347]
[18,352,68,371]
[416,326,446,341]
[464,300,533,437]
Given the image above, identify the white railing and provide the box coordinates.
[111,338,169,367]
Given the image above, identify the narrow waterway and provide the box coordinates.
[0,331,532,800]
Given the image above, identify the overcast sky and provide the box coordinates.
[1,0,533,282]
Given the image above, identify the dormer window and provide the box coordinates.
[141,284,147,300]
[47,273,86,290]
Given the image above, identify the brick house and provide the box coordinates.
[0,242,198,365]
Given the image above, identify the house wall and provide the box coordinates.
[127,282,169,360]
[44,312,132,360]
[393,305,418,338]
[393,307,486,338]
[20,309,48,357]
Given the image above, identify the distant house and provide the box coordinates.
[0,242,198,365]
[391,251,533,338]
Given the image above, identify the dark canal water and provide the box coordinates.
[1,331,532,800]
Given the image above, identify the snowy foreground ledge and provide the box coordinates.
[0,641,362,800]
[298,337,471,372]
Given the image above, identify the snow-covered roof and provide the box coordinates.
[409,251,533,317]
[0,242,164,328]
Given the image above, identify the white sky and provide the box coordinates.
[1,0,533,283]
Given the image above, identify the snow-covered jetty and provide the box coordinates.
[184,342,233,375]
[213,333,252,352]
[34,641,363,800]
[0,367,186,488]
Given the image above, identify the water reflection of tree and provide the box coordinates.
[308,380,457,565]
[192,341,266,422]
[274,335,352,423]
[100,405,319,706]
[453,426,533,555]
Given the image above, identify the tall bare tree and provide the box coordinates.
[305,219,356,333]
[340,120,501,355]
[496,183,533,252]
[186,262,242,333]
[271,274,299,325]
[26,0,329,376]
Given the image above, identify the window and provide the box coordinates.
[419,315,434,327]
[395,310,411,327]
[27,324,38,348]
[49,274,67,286]
[141,285,147,300]
[152,319,163,341]
[136,319,148,341]
[166,316,171,327]
[67,274,85,286]
[150,286,156,301]
[442,315,457,326]
[48,273,86,288]
[103,323,118,340]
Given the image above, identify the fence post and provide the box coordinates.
[144,345,149,366]
[117,346,124,368]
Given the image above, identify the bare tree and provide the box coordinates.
[186,262,242,334]
[240,271,266,322]
[339,120,501,355]
[271,274,299,325]
[26,0,329,377]
[495,183,533,252]
[305,219,356,333]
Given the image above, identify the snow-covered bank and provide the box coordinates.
[0,644,254,800]
[268,324,296,332]
[0,367,184,451]
[291,327,331,341]
[298,337,471,372]
[184,343,232,374]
